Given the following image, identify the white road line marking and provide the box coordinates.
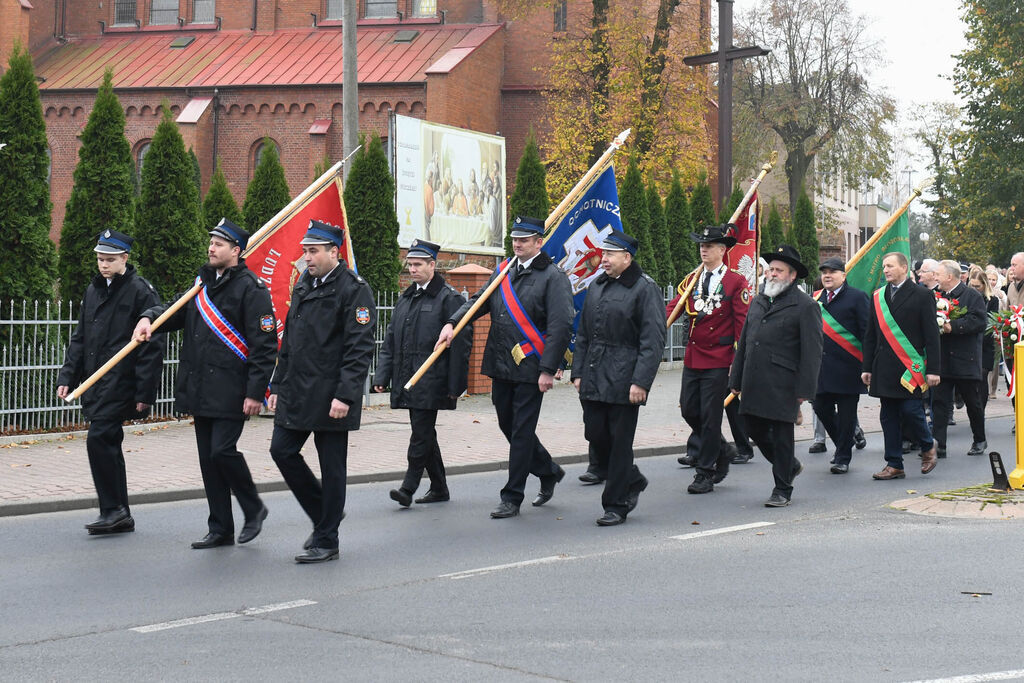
[903,670,1024,683]
[131,599,317,633]
[439,555,570,580]
[670,521,775,541]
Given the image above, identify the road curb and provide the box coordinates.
[0,444,684,518]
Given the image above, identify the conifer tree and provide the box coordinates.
[762,200,785,254]
[689,174,716,232]
[646,180,674,286]
[202,160,242,230]
[59,69,135,300]
[507,129,549,256]
[189,147,201,195]
[134,104,205,300]
[787,190,819,282]
[0,44,56,304]
[242,139,290,234]
[344,133,401,294]
[718,185,745,224]
[665,171,697,280]
[619,158,652,274]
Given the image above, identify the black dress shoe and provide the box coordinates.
[191,533,234,549]
[830,463,849,474]
[713,446,733,484]
[415,490,450,504]
[596,511,626,526]
[793,459,803,478]
[854,429,867,450]
[390,488,413,508]
[625,475,649,512]
[578,471,605,484]
[687,474,713,494]
[85,506,132,533]
[808,442,827,454]
[967,441,987,456]
[237,505,268,544]
[490,501,520,518]
[87,513,135,535]
[764,493,791,507]
[295,547,339,564]
[731,450,754,464]
[937,446,947,458]
[303,533,316,550]
[677,455,696,467]
[532,466,565,506]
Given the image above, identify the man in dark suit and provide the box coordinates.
[931,259,988,457]
[812,257,871,474]
[862,251,941,480]
[729,245,822,507]
[438,216,574,519]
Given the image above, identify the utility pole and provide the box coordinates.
[342,0,358,181]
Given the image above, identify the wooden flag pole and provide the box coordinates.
[403,129,633,391]
[666,151,778,328]
[64,162,348,404]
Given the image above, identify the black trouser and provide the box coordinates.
[270,426,348,550]
[812,393,860,466]
[491,379,560,506]
[193,416,263,536]
[401,408,447,494]
[86,419,129,513]
[585,444,606,479]
[725,396,753,455]
[743,414,798,498]
[680,367,730,476]
[931,378,987,448]
[583,400,644,516]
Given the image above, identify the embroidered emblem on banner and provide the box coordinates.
[260,314,274,332]
[355,306,370,325]
[741,289,751,305]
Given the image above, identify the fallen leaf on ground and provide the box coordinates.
[691,521,700,525]
[756,532,765,535]
[906,490,917,494]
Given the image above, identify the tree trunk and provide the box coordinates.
[785,145,811,218]
[635,0,681,158]
[588,0,610,166]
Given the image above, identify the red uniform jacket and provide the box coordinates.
[667,268,750,369]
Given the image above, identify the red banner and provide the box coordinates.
[243,175,354,344]
[724,191,759,300]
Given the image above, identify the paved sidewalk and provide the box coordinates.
[0,367,1015,516]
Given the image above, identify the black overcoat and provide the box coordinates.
[861,280,941,399]
[936,282,986,379]
[58,265,164,421]
[144,261,278,420]
[729,283,823,422]
[271,265,375,432]
[372,273,471,410]
[571,262,666,405]
[816,284,871,395]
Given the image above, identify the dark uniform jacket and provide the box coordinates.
[729,283,823,423]
[144,261,277,420]
[815,284,870,395]
[58,265,164,421]
[936,281,986,380]
[571,262,666,405]
[667,267,750,370]
[270,264,375,432]
[449,252,573,383]
[862,279,941,399]
[372,273,471,410]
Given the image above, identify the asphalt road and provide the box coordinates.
[3,416,1024,682]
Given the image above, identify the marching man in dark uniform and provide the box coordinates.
[813,257,871,474]
[269,220,376,563]
[134,219,277,549]
[57,230,163,535]
[674,224,749,494]
[373,239,471,507]
[437,216,574,519]
[730,245,822,506]
[571,232,665,526]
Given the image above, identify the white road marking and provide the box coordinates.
[903,671,1024,683]
[439,555,570,580]
[670,521,775,541]
[131,599,317,633]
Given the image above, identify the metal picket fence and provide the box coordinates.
[0,289,680,435]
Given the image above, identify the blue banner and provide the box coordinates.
[541,165,623,362]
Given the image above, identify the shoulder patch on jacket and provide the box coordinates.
[355,306,371,325]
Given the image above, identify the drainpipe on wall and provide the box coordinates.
[251,0,258,31]
[212,89,220,171]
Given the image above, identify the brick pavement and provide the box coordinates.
[0,367,1015,516]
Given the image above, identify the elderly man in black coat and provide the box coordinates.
[373,239,472,507]
[931,259,988,457]
[729,245,823,507]
[571,232,665,526]
[438,216,574,519]
[136,219,278,550]
[812,257,871,474]
[58,230,163,535]
[268,220,376,563]
[862,252,941,480]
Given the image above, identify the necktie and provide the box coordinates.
[827,290,835,304]
[314,277,321,288]
[702,270,712,295]
[516,263,525,275]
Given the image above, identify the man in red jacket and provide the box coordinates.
[670,225,750,494]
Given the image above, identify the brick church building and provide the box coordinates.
[1,0,713,247]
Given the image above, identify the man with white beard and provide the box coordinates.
[729,245,823,507]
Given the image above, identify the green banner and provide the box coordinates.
[845,212,911,294]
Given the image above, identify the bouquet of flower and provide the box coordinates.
[989,310,1020,360]
[935,292,967,332]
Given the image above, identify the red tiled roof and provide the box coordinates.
[35,24,502,91]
